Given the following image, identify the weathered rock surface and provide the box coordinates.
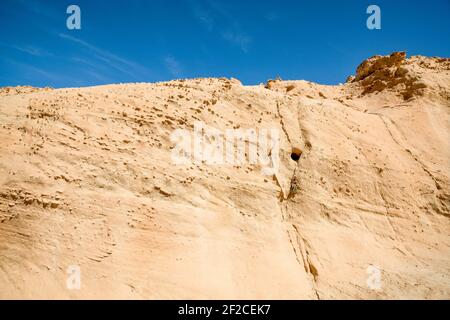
[0,53,449,299]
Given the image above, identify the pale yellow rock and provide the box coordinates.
[0,53,449,299]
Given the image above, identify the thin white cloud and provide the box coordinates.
[193,7,214,31]
[83,70,112,83]
[187,0,214,31]
[164,56,183,77]
[6,58,76,84]
[266,12,280,21]
[58,33,151,79]
[222,31,252,53]
[0,42,54,57]
[187,0,253,53]
[15,0,58,19]
[70,57,113,83]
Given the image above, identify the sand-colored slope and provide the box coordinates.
[0,53,449,299]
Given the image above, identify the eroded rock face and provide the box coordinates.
[348,52,450,100]
[0,86,53,97]
[0,54,449,299]
[353,52,407,82]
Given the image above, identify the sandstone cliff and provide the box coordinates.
[0,53,449,299]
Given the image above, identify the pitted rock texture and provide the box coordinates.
[0,53,449,299]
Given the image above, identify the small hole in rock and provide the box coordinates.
[291,147,302,161]
[291,153,301,161]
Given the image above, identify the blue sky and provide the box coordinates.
[0,0,449,87]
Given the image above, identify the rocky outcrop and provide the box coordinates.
[348,52,450,100]
[0,85,53,97]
